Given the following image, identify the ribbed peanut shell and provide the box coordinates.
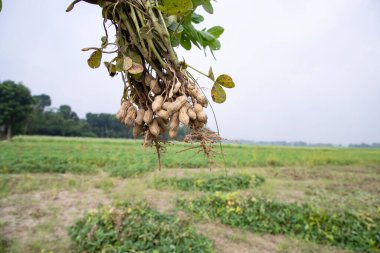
[194,103,203,113]
[187,108,197,120]
[124,106,137,127]
[152,95,164,112]
[173,81,182,94]
[143,131,153,147]
[124,117,135,127]
[121,100,132,110]
[167,95,187,115]
[116,108,127,122]
[196,111,208,123]
[144,75,153,87]
[143,109,153,124]
[188,85,198,97]
[179,105,190,126]
[149,119,160,137]
[196,94,208,107]
[133,124,144,138]
[135,109,145,125]
[162,102,171,110]
[150,79,162,95]
[156,118,167,134]
[157,109,170,120]
[169,112,179,130]
[194,121,204,129]
[169,128,177,139]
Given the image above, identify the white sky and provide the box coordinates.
[0,0,379,145]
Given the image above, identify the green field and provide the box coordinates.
[0,136,380,253]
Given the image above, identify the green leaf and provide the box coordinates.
[183,24,201,49]
[168,22,184,33]
[209,39,221,50]
[127,49,143,65]
[104,62,117,77]
[199,31,215,42]
[180,33,192,50]
[191,13,204,24]
[87,50,102,69]
[156,0,193,16]
[1,0,3,12]
[211,83,226,103]
[208,67,215,81]
[202,1,213,14]
[171,34,180,47]
[115,57,124,72]
[101,36,108,48]
[216,74,235,88]
[207,26,224,39]
[191,0,205,8]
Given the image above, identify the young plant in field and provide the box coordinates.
[179,193,380,252]
[66,0,235,167]
[154,173,265,192]
[69,201,215,253]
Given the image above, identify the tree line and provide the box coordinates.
[0,80,188,140]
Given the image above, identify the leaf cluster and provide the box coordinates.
[69,201,215,253]
[154,173,265,192]
[0,80,34,127]
[156,0,223,53]
[178,193,380,252]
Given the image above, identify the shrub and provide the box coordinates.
[68,202,215,253]
[178,192,380,252]
[154,173,265,192]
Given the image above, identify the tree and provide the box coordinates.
[58,105,79,121]
[0,80,34,140]
[86,113,132,138]
[33,94,51,112]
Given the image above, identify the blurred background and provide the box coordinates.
[1,0,379,146]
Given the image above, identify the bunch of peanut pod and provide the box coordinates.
[67,0,235,168]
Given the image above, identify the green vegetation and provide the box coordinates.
[154,173,264,192]
[0,82,189,140]
[178,192,380,252]
[1,136,380,253]
[68,201,215,253]
[0,80,34,140]
[1,136,379,177]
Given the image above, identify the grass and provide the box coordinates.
[153,173,265,192]
[0,136,379,253]
[1,136,380,177]
[178,192,380,252]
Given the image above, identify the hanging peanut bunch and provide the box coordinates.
[66,0,235,166]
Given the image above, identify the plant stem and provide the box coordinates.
[187,65,213,81]
[119,11,166,81]
[145,0,179,68]
[147,40,167,68]
[130,5,148,54]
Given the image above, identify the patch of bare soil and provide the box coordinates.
[327,177,380,194]
[158,167,226,177]
[0,189,110,252]
[275,189,305,203]
[278,167,335,181]
[143,189,176,213]
[196,223,284,253]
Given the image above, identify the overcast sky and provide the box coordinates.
[1,0,379,145]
